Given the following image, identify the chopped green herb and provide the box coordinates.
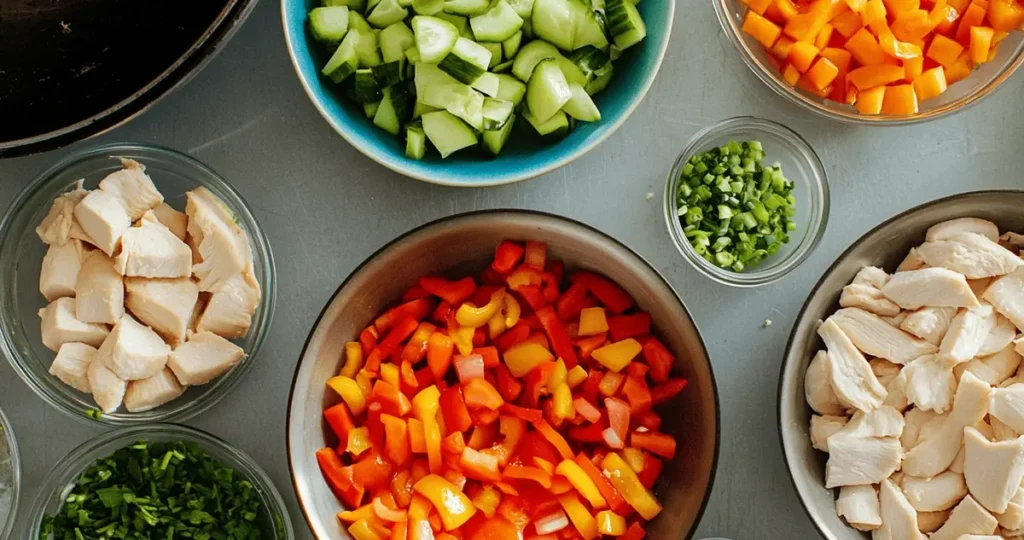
[675,140,796,272]
[40,440,270,540]
[85,408,103,420]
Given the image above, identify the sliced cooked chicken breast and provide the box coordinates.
[901,355,956,413]
[113,217,192,278]
[123,368,186,412]
[1016,336,1024,357]
[75,251,124,325]
[830,307,938,364]
[842,406,905,438]
[840,284,902,317]
[926,218,1001,243]
[902,407,940,451]
[916,509,950,533]
[979,314,1018,357]
[167,331,245,385]
[963,426,1024,513]
[951,420,996,475]
[881,311,909,328]
[124,277,199,346]
[901,306,959,345]
[151,202,188,240]
[825,435,902,488]
[1001,231,1024,250]
[902,471,968,512]
[954,343,1022,386]
[882,268,981,310]
[38,297,109,351]
[73,190,131,256]
[970,277,994,298]
[810,414,848,452]
[897,247,929,273]
[917,232,1024,279]
[904,372,991,478]
[853,266,890,289]
[941,305,998,364]
[983,268,1024,332]
[35,182,87,245]
[87,354,126,414]
[186,187,254,292]
[98,158,163,221]
[100,313,171,381]
[48,342,96,393]
[195,271,260,338]
[818,319,887,413]
[989,384,1024,434]
[874,478,926,540]
[929,495,998,540]
[997,487,1024,530]
[806,350,848,416]
[40,240,85,301]
[836,484,882,531]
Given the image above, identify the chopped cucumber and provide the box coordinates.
[482,114,516,155]
[439,37,492,83]
[606,0,645,50]
[422,111,478,158]
[405,121,428,159]
[562,82,600,121]
[364,100,381,118]
[367,0,408,28]
[416,65,485,129]
[404,45,422,63]
[511,40,585,86]
[371,61,404,86]
[349,69,383,102]
[482,98,514,129]
[399,0,413,6]
[502,31,523,58]
[435,12,471,36]
[609,43,622,60]
[352,29,382,66]
[471,72,500,96]
[367,0,382,14]
[584,61,613,94]
[531,0,576,51]
[495,73,526,105]
[412,16,459,63]
[348,11,373,33]
[325,0,366,13]
[470,0,525,42]
[506,0,536,19]
[321,32,360,82]
[523,108,569,138]
[310,7,350,44]
[572,4,609,50]
[526,58,572,123]
[443,0,491,16]
[412,0,444,14]
[374,85,411,135]
[380,22,415,63]
[480,42,503,68]
[412,100,440,118]
[492,59,514,73]
[444,87,484,130]
[568,45,609,78]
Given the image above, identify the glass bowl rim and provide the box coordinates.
[712,0,1024,126]
[0,406,20,540]
[0,142,277,426]
[23,423,294,540]
[663,116,830,287]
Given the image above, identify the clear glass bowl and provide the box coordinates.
[0,143,276,426]
[0,406,19,540]
[664,117,829,287]
[23,424,293,540]
[714,0,1024,125]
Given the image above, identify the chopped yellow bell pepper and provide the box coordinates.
[456,289,505,328]
[356,370,374,399]
[339,501,376,523]
[349,519,388,540]
[578,307,609,336]
[557,492,600,540]
[601,453,662,520]
[413,474,477,530]
[552,383,573,421]
[502,293,521,327]
[408,493,433,520]
[470,484,502,518]
[503,342,555,377]
[380,363,400,390]
[591,339,642,373]
[328,375,368,415]
[340,341,365,378]
[566,366,589,389]
[555,459,608,510]
[412,386,443,473]
[549,358,568,389]
[346,426,373,457]
[595,511,626,536]
[487,311,506,340]
[622,448,645,473]
[451,325,475,356]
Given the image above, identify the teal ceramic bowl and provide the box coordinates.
[282,0,674,186]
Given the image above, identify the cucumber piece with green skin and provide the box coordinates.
[364,100,381,118]
[442,0,491,16]
[373,84,412,135]
[444,86,484,130]
[609,43,622,60]
[510,40,585,86]
[492,59,514,73]
[380,22,415,63]
[434,12,471,36]
[584,61,613,94]
[414,64,485,129]
[480,42,503,68]
[405,122,428,159]
[531,0,576,51]
[495,73,526,105]
[605,0,645,50]
[482,98,514,130]
[412,16,459,63]
[367,0,409,28]
[349,11,373,33]
[481,114,516,155]
[398,0,413,7]
[523,108,569,138]
[438,37,492,83]
[351,29,382,67]
[571,3,609,50]
[321,32,360,82]
[470,0,524,41]
[471,72,500,96]
[421,111,478,158]
[562,82,600,121]
[310,7,350,44]
[506,0,536,19]
[404,45,422,63]
[522,17,533,38]
[568,45,609,78]
[367,0,382,14]
[526,58,572,123]
[325,0,366,13]
[412,0,444,14]
[412,100,440,119]
[349,69,383,102]
[371,60,405,87]
[502,31,523,58]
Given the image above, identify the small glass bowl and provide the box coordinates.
[0,406,20,540]
[0,143,276,426]
[714,0,1024,125]
[664,117,829,287]
[24,424,293,540]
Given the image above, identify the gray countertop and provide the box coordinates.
[1,1,1022,538]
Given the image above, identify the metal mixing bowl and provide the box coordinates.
[287,210,720,539]
[779,190,1024,539]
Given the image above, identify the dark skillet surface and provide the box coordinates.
[0,0,245,157]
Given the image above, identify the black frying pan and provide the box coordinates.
[0,0,258,158]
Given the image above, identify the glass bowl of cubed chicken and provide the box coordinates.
[780,191,1024,539]
[0,143,275,426]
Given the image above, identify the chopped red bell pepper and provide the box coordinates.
[420,276,477,305]
[637,411,662,431]
[480,267,508,285]
[473,327,487,346]
[536,420,574,460]
[346,448,394,491]
[360,326,379,357]
[515,285,548,311]
[473,346,501,368]
[400,361,420,393]
[402,322,438,364]
[637,453,663,490]
[463,378,504,410]
[512,431,562,468]
[366,401,386,450]
[567,422,605,443]
[501,403,544,423]
[572,398,602,423]
[604,398,630,442]
[431,301,453,325]
[523,361,556,408]
[630,432,676,460]
[471,408,501,426]
[504,464,553,488]
[523,241,546,269]
[573,334,607,360]
[606,313,651,342]
[440,387,473,434]
[555,284,589,322]
[541,272,560,303]
[372,380,413,417]
[535,306,579,369]
[650,378,688,406]
[637,336,674,383]
[316,447,365,508]
[377,298,435,333]
[391,469,415,508]
[324,403,357,448]
[568,272,635,315]
[493,241,526,274]
[403,285,430,301]
[622,376,652,415]
[495,363,523,402]
[368,316,420,372]
[620,522,646,540]
[580,370,603,403]
[625,362,648,381]
[574,453,632,516]
[546,259,564,284]
[522,332,550,350]
[494,324,530,352]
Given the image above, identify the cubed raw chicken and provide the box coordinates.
[881,268,981,310]
[38,297,109,351]
[98,158,163,221]
[983,268,1024,331]
[926,218,1001,243]
[941,305,998,365]
[124,277,199,346]
[902,471,968,512]
[901,307,959,345]
[186,187,254,292]
[874,478,927,540]
[930,495,998,540]
[99,313,171,381]
[39,240,85,301]
[817,319,887,413]
[917,232,1024,279]
[35,181,87,246]
[48,342,97,393]
[904,372,991,478]
[167,331,245,385]
[114,216,192,278]
[836,484,882,531]
[76,251,124,324]
[73,190,130,256]
[123,368,186,413]
[195,271,260,338]
[151,203,188,240]
[963,426,1024,514]
[829,307,938,364]
[87,354,126,414]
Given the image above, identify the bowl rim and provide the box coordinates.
[285,208,722,539]
[777,189,1024,539]
[0,406,20,540]
[713,0,1024,126]
[279,1,676,187]
[0,141,277,427]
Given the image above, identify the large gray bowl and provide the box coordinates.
[287,210,720,539]
[779,190,1024,539]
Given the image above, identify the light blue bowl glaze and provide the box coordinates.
[282,0,674,186]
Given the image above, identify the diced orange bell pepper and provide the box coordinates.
[440,386,474,434]
[832,8,864,37]
[382,414,412,466]
[913,66,948,99]
[408,519,434,540]
[502,403,544,423]
[464,378,505,410]
[630,432,677,460]
[443,431,466,454]
[468,420,499,449]
[638,336,674,383]
[469,485,503,519]
[743,0,775,14]
[568,272,635,315]
[882,83,920,114]
[420,276,477,306]
[988,0,1024,31]
[573,398,602,423]
[409,418,427,454]
[537,419,575,460]
[375,497,409,522]
[492,241,525,274]
[392,470,415,508]
[347,426,373,457]
[402,322,438,365]
[376,298,435,333]
[805,57,840,89]
[620,522,646,540]
[368,317,420,372]
[503,342,554,378]
[944,51,973,83]
[847,64,906,89]
[372,380,413,417]
[349,519,389,540]
[845,27,889,64]
[855,85,888,114]
[787,41,821,72]
[862,0,888,23]
[814,23,835,49]
[782,63,802,85]
[470,516,521,540]
[955,1,987,43]
[928,33,966,66]
[592,339,642,373]
[535,306,580,369]
[346,448,395,492]
[557,493,599,540]
[767,0,800,22]
[391,521,409,540]
[424,332,453,382]
[622,376,653,415]
[461,447,502,482]
[413,474,477,530]
[874,22,924,59]
[504,464,553,488]
[969,25,994,63]
[317,447,366,508]
[325,403,358,448]
[600,453,662,520]
[413,386,444,473]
